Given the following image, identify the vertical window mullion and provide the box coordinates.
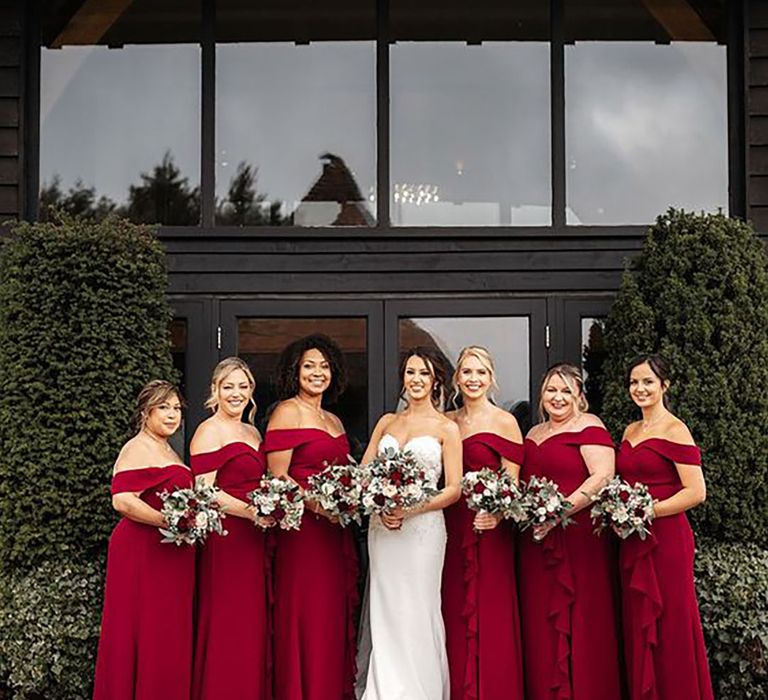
[376,0,390,228]
[200,0,215,227]
[550,0,566,229]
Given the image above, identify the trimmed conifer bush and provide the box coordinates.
[0,213,176,571]
[599,210,768,545]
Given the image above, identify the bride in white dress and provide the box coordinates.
[356,347,462,700]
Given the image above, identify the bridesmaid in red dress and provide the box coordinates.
[519,363,622,700]
[93,380,194,700]
[191,357,270,699]
[617,354,713,700]
[264,334,359,700]
[443,346,524,700]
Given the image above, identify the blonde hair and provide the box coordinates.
[130,380,183,436]
[205,357,257,424]
[451,345,499,407]
[537,363,588,422]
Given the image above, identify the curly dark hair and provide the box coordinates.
[275,334,348,403]
[399,346,451,409]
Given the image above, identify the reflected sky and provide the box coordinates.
[40,37,728,226]
[404,317,530,410]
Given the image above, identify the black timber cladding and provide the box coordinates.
[0,0,21,220]
[749,0,768,233]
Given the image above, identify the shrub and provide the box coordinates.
[695,540,768,699]
[0,558,104,699]
[0,214,176,572]
[600,210,768,545]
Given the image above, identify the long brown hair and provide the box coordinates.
[399,346,450,409]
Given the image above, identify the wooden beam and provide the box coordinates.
[51,0,134,48]
[641,0,715,41]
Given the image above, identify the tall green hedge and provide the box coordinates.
[0,214,175,571]
[600,210,768,545]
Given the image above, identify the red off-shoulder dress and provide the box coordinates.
[616,438,714,700]
[93,464,195,700]
[519,426,623,700]
[264,428,359,700]
[442,432,524,700]
[190,442,270,700]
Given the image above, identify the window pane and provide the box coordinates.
[216,2,376,227]
[170,318,188,450]
[581,317,606,416]
[399,316,531,432]
[391,42,550,227]
[39,1,201,225]
[564,0,728,225]
[237,318,369,455]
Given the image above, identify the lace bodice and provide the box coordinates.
[378,434,443,489]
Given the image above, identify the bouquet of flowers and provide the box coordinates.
[248,475,305,531]
[361,447,440,516]
[589,476,655,540]
[519,476,574,540]
[461,467,527,524]
[158,477,227,546]
[305,460,364,527]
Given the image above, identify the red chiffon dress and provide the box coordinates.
[264,428,359,700]
[442,432,524,700]
[519,426,623,700]
[191,442,270,700]
[93,464,195,700]
[617,438,714,700]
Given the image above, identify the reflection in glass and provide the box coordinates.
[399,317,531,431]
[216,43,376,226]
[391,42,550,226]
[564,0,728,225]
[237,318,368,454]
[170,319,188,450]
[581,317,606,416]
[40,18,201,225]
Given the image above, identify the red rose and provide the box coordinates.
[273,506,286,521]
[187,499,198,509]
[287,491,297,502]
[619,490,630,503]
[179,515,195,531]
[473,483,485,494]
[374,494,386,506]
[634,508,646,519]
[339,474,353,488]
[390,471,403,485]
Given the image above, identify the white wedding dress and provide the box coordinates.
[356,434,450,700]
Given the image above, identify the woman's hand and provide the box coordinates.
[533,521,555,541]
[305,497,339,524]
[473,511,501,531]
[381,510,404,530]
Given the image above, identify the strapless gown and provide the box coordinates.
[357,434,450,700]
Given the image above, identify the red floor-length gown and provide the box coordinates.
[617,438,714,700]
[442,432,524,700]
[264,428,359,700]
[519,426,623,700]
[93,464,195,700]
[191,442,270,700]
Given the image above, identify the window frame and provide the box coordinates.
[27,0,746,236]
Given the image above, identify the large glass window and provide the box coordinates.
[39,1,201,224]
[398,316,532,431]
[390,1,550,227]
[564,0,728,225]
[215,2,376,227]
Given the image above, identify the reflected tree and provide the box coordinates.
[124,151,200,225]
[583,320,606,415]
[216,161,284,225]
[39,175,117,222]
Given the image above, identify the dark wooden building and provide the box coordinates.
[1,0,763,446]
